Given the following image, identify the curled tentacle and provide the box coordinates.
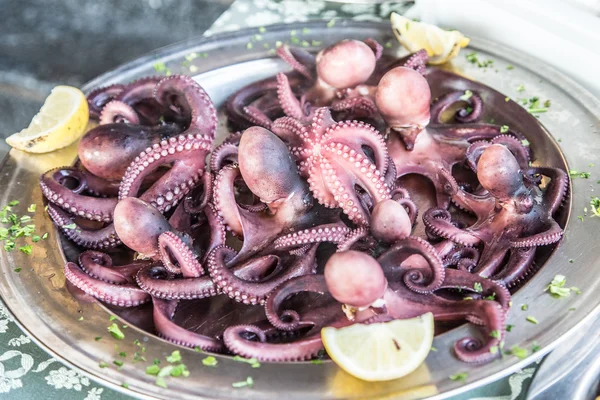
[423,208,481,247]
[265,275,328,332]
[336,227,369,252]
[277,45,314,80]
[430,90,484,124]
[207,244,318,305]
[209,141,238,173]
[152,298,224,352]
[183,172,213,214]
[99,100,140,125]
[47,204,121,250]
[157,231,203,278]
[453,301,505,363]
[87,84,125,118]
[223,324,324,362]
[78,250,149,284]
[64,262,150,307]
[40,167,117,222]
[510,220,563,247]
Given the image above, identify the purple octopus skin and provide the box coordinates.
[423,144,568,286]
[224,238,494,362]
[42,38,572,366]
[213,126,341,262]
[271,107,391,225]
[78,122,182,181]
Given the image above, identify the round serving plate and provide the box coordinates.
[1,21,599,400]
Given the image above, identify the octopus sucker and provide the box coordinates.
[40,40,567,365]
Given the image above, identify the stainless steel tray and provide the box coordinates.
[1,21,600,400]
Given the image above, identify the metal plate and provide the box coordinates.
[1,21,600,400]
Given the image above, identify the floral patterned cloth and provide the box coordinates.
[0,1,537,399]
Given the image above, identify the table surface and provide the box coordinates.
[0,0,554,399]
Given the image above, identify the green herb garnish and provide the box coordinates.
[500,125,509,133]
[506,65,514,70]
[516,84,525,92]
[19,244,32,255]
[202,356,218,367]
[489,330,501,338]
[310,359,323,364]
[166,350,182,363]
[95,336,102,341]
[526,316,539,324]
[326,19,336,28]
[473,282,483,293]
[27,204,36,213]
[232,376,254,388]
[507,345,528,359]
[521,304,528,311]
[108,323,125,340]
[62,223,77,230]
[99,362,109,368]
[13,268,21,273]
[232,355,261,368]
[449,372,468,382]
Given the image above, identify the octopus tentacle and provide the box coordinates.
[40,167,117,222]
[336,227,369,252]
[78,250,149,284]
[423,208,481,247]
[265,275,328,331]
[99,100,140,125]
[398,49,428,74]
[136,264,218,300]
[152,298,224,352]
[531,167,569,214]
[440,269,511,311]
[510,220,563,247]
[277,73,305,120]
[87,84,124,118]
[47,204,121,250]
[273,223,350,250]
[223,324,323,362]
[157,231,203,278]
[363,38,383,60]
[118,133,212,212]
[209,142,238,173]
[154,75,218,138]
[276,45,313,80]
[493,247,536,287]
[64,262,150,307]
[212,165,244,235]
[386,237,446,293]
[242,106,273,129]
[207,245,318,305]
[453,301,505,363]
[183,172,213,214]
[430,90,484,124]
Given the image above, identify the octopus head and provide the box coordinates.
[324,251,388,308]
[239,126,309,214]
[114,197,172,257]
[370,199,412,243]
[375,66,431,130]
[316,39,377,89]
[477,144,524,201]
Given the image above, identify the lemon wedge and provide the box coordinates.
[322,313,434,382]
[391,13,470,65]
[6,85,89,153]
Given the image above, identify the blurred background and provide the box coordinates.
[0,0,233,155]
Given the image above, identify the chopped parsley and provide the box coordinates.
[521,304,528,311]
[166,350,182,363]
[484,293,496,300]
[109,315,117,321]
[202,356,218,367]
[449,372,468,382]
[489,330,501,338]
[146,365,160,375]
[385,41,393,48]
[531,343,541,353]
[258,26,266,33]
[506,65,514,70]
[310,359,323,364]
[246,42,253,50]
[62,223,77,230]
[516,84,525,92]
[19,244,32,255]
[545,274,580,297]
[113,360,124,368]
[8,200,19,207]
[500,125,509,133]
[94,336,102,341]
[13,268,21,273]
[121,383,129,389]
[490,346,498,354]
[430,346,438,352]
[27,204,36,213]
[326,19,336,28]
[194,346,202,352]
[78,316,84,321]
[473,282,483,293]
[108,323,125,340]
[466,52,478,63]
[507,345,528,359]
[506,324,514,332]
[526,316,539,324]
[458,89,473,101]
[99,362,109,368]
[521,139,530,146]
[42,233,48,240]
[232,355,261,368]
[232,376,254,388]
